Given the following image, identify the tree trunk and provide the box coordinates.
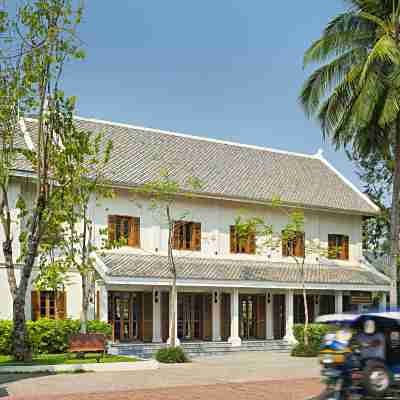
[166,205,178,347]
[302,287,309,347]
[80,276,88,334]
[13,296,31,362]
[13,203,43,361]
[389,123,400,308]
[169,278,177,347]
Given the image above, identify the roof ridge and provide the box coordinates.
[73,115,318,159]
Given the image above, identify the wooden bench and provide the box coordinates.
[68,333,106,362]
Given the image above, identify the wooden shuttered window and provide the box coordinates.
[282,231,305,257]
[230,226,256,254]
[108,215,140,248]
[172,221,201,251]
[328,234,349,260]
[31,291,67,320]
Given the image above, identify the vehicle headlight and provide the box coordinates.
[319,353,345,365]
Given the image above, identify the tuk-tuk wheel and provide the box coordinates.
[363,360,391,398]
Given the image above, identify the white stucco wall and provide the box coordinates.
[90,189,363,264]
[0,178,366,321]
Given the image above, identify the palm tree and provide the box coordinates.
[300,0,400,308]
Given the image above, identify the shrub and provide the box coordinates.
[292,323,331,357]
[87,320,112,337]
[291,343,319,357]
[0,319,112,355]
[0,321,13,355]
[155,346,189,363]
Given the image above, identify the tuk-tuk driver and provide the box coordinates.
[354,319,386,360]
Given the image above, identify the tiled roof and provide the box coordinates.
[16,117,379,214]
[99,252,389,287]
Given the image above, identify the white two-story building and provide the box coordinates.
[0,117,390,348]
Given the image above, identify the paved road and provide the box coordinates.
[0,352,322,399]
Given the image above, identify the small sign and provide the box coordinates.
[351,293,372,305]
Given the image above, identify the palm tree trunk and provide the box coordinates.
[389,122,400,308]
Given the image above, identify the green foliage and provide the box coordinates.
[0,320,112,355]
[0,321,13,355]
[155,346,189,363]
[292,323,331,356]
[291,343,319,357]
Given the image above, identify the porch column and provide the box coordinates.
[284,290,296,344]
[167,288,180,346]
[335,291,343,313]
[99,283,108,322]
[314,295,320,319]
[228,288,241,347]
[152,288,162,343]
[379,293,387,312]
[266,292,274,340]
[212,289,221,341]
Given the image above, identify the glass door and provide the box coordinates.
[240,295,256,339]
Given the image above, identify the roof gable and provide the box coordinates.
[17,117,379,215]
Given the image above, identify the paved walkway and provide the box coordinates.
[0,352,322,399]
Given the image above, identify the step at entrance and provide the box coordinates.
[108,340,292,359]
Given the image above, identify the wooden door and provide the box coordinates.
[203,293,212,340]
[220,293,231,340]
[273,294,285,340]
[161,292,169,342]
[142,292,153,342]
[256,295,266,339]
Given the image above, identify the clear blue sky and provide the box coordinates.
[63,1,361,187]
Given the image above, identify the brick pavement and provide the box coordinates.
[7,379,323,400]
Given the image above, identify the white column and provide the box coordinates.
[266,292,274,340]
[152,288,162,343]
[99,283,108,322]
[335,291,343,313]
[314,295,320,319]
[167,288,180,345]
[228,288,241,347]
[379,293,387,312]
[212,289,221,341]
[284,290,296,344]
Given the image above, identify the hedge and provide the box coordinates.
[291,323,331,357]
[155,346,189,363]
[0,319,112,355]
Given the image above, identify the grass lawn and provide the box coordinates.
[0,353,138,366]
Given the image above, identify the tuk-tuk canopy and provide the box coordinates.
[316,312,400,328]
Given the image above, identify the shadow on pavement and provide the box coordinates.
[0,373,55,398]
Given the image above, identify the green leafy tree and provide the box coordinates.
[234,202,334,347]
[300,0,400,307]
[140,170,202,347]
[0,0,87,361]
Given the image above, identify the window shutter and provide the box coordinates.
[108,216,116,242]
[295,232,305,257]
[282,232,288,257]
[96,290,100,320]
[249,231,256,254]
[328,235,336,259]
[192,223,201,251]
[173,221,180,249]
[341,236,349,260]
[128,217,140,247]
[230,226,237,253]
[31,291,40,321]
[56,291,67,320]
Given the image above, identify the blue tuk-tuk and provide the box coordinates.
[316,311,400,399]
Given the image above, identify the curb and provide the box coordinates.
[0,359,159,374]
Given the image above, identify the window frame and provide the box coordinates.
[108,215,140,248]
[230,225,256,254]
[282,231,305,258]
[328,234,349,260]
[173,220,201,251]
